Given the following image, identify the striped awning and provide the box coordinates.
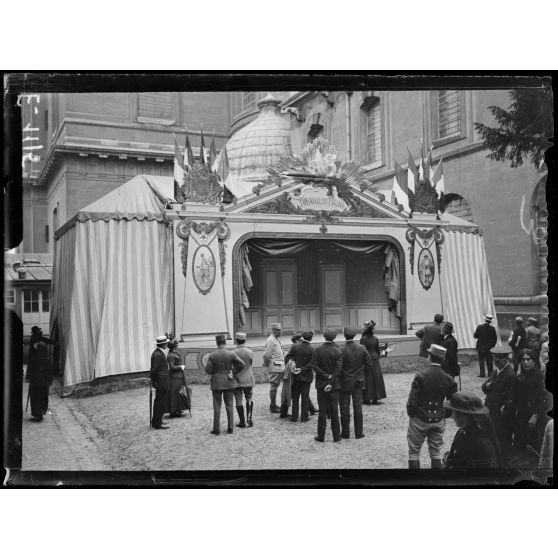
[440,230,500,350]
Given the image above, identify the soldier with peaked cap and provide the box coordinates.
[205,334,245,435]
[473,314,498,378]
[263,323,285,414]
[339,326,373,439]
[310,328,343,443]
[508,316,526,373]
[232,332,255,428]
[150,334,171,429]
[285,328,316,423]
[481,345,516,464]
[406,344,458,469]
[415,313,444,358]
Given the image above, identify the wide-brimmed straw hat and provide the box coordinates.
[155,334,169,346]
[443,392,489,415]
[428,344,447,359]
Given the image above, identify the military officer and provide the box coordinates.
[508,316,526,373]
[263,323,285,414]
[233,332,255,428]
[205,334,245,435]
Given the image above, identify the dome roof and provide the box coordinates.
[226,93,292,183]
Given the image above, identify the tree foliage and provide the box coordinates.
[474,88,553,169]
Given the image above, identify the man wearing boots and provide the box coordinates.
[285,328,316,423]
[150,335,171,430]
[205,334,245,435]
[473,314,498,378]
[233,332,255,428]
[406,344,458,469]
[263,323,285,414]
[339,327,372,439]
[311,328,343,443]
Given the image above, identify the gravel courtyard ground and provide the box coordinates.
[22,363,491,472]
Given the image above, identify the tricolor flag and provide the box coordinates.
[424,148,433,181]
[431,158,445,209]
[184,128,194,171]
[173,133,186,203]
[392,158,411,213]
[216,146,235,203]
[208,131,217,168]
[406,148,418,194]
[199,126,207,166]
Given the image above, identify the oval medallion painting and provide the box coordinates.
[418,248,435,290]
[192,245,216,295]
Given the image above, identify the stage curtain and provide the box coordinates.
[383,245,401,318]
[248,239,310,256]
[329,240,386,255]
[239,244,252,328]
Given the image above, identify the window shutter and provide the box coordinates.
[366,100,382,164]
[438,91,461,138]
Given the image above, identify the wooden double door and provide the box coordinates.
[261,260,345,334]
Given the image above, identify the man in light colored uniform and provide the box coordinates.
[263,323,284,413]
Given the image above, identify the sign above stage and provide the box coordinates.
[288,185,351,213]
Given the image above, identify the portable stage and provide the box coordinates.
[52,140,498,386]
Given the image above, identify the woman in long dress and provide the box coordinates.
[28,339,52,421]
[166,337,188,418]
[359,320,387,404]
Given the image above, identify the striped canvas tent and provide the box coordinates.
[439,220,499,349]
[51,175,175,386]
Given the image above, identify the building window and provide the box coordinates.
[4,289,15,305]
[23,290,39,313]
[307,123,324,142]
[366,99,382,165]
[137,93,176,124]
[443,193,474,222]
[41,289,50,312]
[438,90,462,139]
[241,92,257,112]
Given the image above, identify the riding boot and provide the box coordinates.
[270,392,280,413]
[431,459,442,469]
[246,401,253,427]
[236,405,246,428]
[408,460,420,469]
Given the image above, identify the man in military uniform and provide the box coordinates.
[311,328,343,443]
[440,322,459,378]
[508,316,526,373]
[525,317,542,362]
[415,314,444,358]
[150,334,171,430]
[473,314,498,378]
[205,334,245,435]
[339,326,372,439]
[481,346,517,464]
[406,344,458,469]
[233,332,255,428]
[285,328,316,423]
[263,323,285,414]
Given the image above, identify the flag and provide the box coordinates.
[424,148,433,182]
[406,148,418,193]
[418,139,426,180]
[208,131,217,168]
[431,158,444,198]
[184,128,194,171]
[216,146,235,203]
[199,126,207,165]
[173,134,186,203]
[392,158,410,213]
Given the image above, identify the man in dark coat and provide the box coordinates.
[440,322,459,378]
[339,327,372,439]
[28,338,52,420]
[310,328,343,443]
[205,334,245,435]
[406,344,458,469]
[525,317,542,362]
[284,328,316,423]
[415,313,444,358]
[150,334,171,429]
[508,316,526,373]
[473,314,498,378]
[481,346,516,464]
[27,325,55,381]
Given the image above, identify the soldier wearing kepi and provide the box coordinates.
[481,345,517,465]
[406,344,458,469]
[284,328,316,423]
[339,327,373,439]
[233,332,255,428]
[205,334,245,435]
[311,328,343,443]
[263,323,285,414]
[150,334,171,430]
[473,314,498,378]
